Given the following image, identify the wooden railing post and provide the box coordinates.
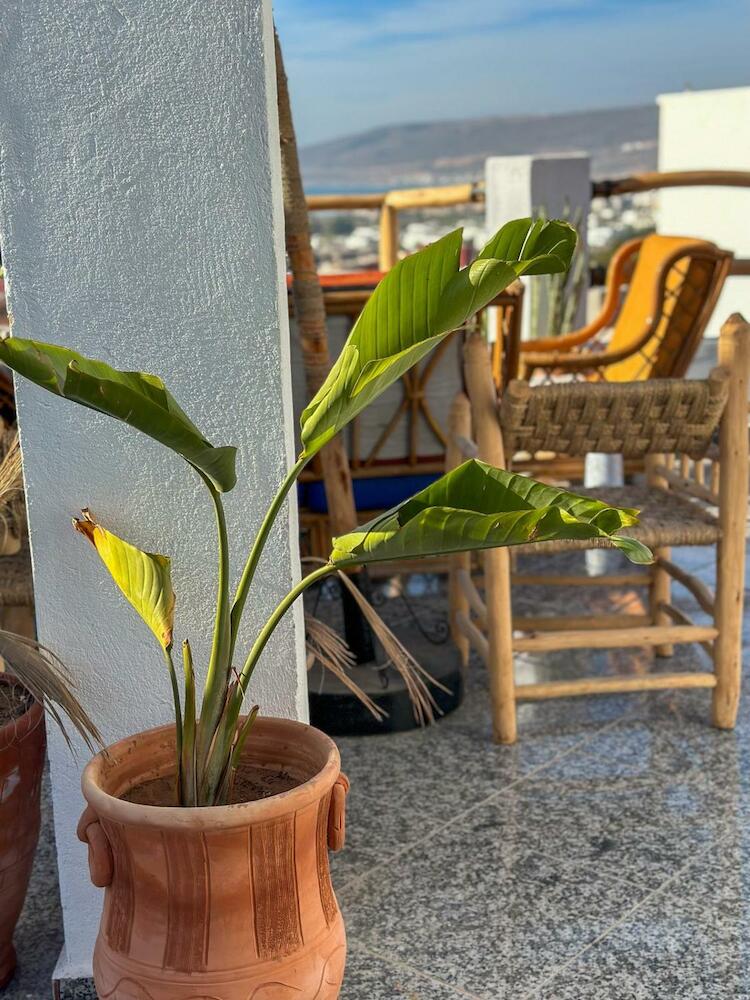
[712,313,750,728]
[378,202,399,271]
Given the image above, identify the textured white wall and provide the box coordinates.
[658,86,750,337]
[0,0,307,978]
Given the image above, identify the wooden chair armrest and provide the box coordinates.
[521,347,599,367]
[522,309,658,375]
[522,346,635,374]
[520,321,606,354]
[519,237,643,355]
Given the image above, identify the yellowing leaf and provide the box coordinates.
[74,509,176,649]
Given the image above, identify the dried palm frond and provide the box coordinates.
[0,431,25,552]
[305,613,386,721]
[0,630,101,751]
[0,431,21,496]
[335,571,449,726]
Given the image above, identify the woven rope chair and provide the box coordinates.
[519,234,732,383]
[448,315,749,744]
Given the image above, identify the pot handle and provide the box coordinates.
[327,773,349,852]
[77,805,114,888]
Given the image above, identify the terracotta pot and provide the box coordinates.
[78,717,349,999]
[0,683,46,989]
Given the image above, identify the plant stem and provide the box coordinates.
[181,640,197,807]
[215,705,259,807]
[237,562,334,697]
[196,476,232,765]
[201,563,335,805]
[163,647,183,801]
[228,455,307,657]
[230,704,259,771]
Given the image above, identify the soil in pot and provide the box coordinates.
[122,762,303,806]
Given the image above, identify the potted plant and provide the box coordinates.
[0,219,651,999]
[0,435,99,989]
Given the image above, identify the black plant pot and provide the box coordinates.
[308,637,464,736]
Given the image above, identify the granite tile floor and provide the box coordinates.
[7,538,750,999]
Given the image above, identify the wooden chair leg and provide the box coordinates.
[646,454,674,657]
[650,546,673,657]
[463,330,517,742]
[485,547,516,743]
[449,553,471,669]
[447,392,473,668]
[713,536,744,728]
[712,315,750,729]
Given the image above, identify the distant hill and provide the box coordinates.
[301,104,658,189]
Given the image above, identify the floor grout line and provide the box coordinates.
[340,702,649,894]
[350,939,487,1000]
[338,680,743,895]
[521,828,733,999]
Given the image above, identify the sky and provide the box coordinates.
[273,0,750,147]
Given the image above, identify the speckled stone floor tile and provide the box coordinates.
[342,944,482,999]
[3,770,63,1000]
[533,833,750,1000]
[491,721,742,888]
[316,560,651,886]
[339,837,642,999]
[56,981,96,1000]
[333,674,610,881]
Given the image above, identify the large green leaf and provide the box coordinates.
[331,460,653,566]
[299,218,576,459]
[0,337,236,492]
[74,509,176,649]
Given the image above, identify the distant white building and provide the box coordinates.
[657,85,750,337]
[401,222,438,253]
[344,225,379,254]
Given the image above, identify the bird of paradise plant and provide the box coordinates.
[0,218,652,806]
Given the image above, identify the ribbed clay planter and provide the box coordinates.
[77,717,349,1000]
[0,682,46,989]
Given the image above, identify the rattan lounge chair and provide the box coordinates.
[449,314,749,743]
[519,234,732,383]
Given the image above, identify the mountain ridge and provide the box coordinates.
[301,104,658,187]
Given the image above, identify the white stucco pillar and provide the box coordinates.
[485,154,591,340]
[0,0,306,979]
[658,86,750,339]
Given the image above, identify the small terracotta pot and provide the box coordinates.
[0,683,46,989]
[78,717,349,999]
